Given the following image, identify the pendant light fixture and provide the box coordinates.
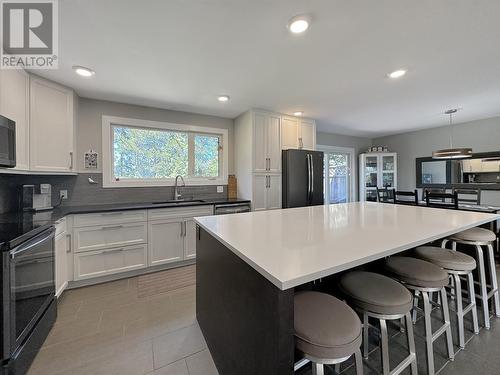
[432,109,472,159]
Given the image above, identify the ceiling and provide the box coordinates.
[34,0,500,137]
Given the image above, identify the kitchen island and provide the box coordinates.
[194,202,500,375]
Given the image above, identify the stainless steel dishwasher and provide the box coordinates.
[214,202,251,215]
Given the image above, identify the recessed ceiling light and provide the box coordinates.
[293,111,304,116]
[287,15,310,34]
[387,69,407,79]
[217,95,230,102]
[73,65,95,77]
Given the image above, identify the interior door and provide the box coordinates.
[148,220,184,266]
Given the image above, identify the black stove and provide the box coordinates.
[0,211,56,374]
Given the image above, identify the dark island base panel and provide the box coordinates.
[196,227,295,375]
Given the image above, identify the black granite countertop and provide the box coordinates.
[0,198,250,249]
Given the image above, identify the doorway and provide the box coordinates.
[317,145,356,204]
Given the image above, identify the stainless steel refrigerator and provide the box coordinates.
[282,149,324,208]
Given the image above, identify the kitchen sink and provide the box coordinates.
[151,199,205,205]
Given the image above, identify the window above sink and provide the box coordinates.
[102,116,228,188]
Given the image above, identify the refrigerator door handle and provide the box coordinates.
[310,155,314,202]
[307,154,312,203]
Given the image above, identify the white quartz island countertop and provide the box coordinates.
[194,202,500,290]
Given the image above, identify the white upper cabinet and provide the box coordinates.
[0,69,30,170]
[29,76,75,172]
[253,111,281,173]
[299,118,316,150]
[281,116,300,150]
[281,116,316,151]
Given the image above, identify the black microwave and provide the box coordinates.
[0,115,16,168]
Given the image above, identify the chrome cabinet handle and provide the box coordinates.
[299,138,303,149]
[69,152,74,169]
[101,225,124,230]
[66,234,72,253]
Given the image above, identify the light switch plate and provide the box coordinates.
[217,186,224,193]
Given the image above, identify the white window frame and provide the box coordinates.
[102,115,228,188]
[316,145,357,203]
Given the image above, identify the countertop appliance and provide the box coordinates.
[282,149,324,208]
[0,115,16,168]
[21,184,53,212]
[214,202,251,215]
[1,222,56,374]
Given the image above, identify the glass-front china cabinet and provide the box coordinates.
[359,152,398,201]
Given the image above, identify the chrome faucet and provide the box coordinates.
[174,175,185,201]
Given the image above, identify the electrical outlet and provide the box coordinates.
[60,190,68,200]
[217,186,224,193]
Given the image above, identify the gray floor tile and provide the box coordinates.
[148,359,189,375]
[152,323,207,369]
[185,349,218,375]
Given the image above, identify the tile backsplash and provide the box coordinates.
[0,173,226,214]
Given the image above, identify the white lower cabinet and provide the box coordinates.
[147,206,213,266]
[73,222,148,253]
[71,206,212,282]
[55,219,71,297]
[253,174,281,211]
[148,219,184,266]
[74,244,147,280]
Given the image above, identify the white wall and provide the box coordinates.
[374,116,500,205]
[316,131,372,156]
[76,97,235,173]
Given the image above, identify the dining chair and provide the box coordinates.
[376,187,393,203]
[421,187,446,202]
[392,189,419,206]
[452,188,481,205]
[425,191,459,210]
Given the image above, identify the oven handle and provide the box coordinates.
[10,228,55,259]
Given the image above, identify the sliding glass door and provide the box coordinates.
[319,146,355,204]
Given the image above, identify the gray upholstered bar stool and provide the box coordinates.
[338,271,417,375]
[385,257,454,375]
[414,246,479,348]
[294,291,363,375]
[442,227,500,330]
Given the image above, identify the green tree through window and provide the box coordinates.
[112,125,220,180]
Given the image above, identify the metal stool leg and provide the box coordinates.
[422,291,435,375]
[467,272,480,334]
[440,287,455,361]
[334,363,341,374]
[354,348,364,375]
[312,363,324,375]
[412,290,419,323]
[487,244,500,317]
[452,273,465,349]
[476,245,491,329]
[363,313,369,359]
[379,319,390,375]
[405,312,418,375]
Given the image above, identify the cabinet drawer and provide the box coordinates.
[74,244,147,280]
[73,210,147,227]
[148,206,213,221]
[73,222,147,253]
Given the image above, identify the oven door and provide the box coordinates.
[0,116,16,168]
[9,227,55,353]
